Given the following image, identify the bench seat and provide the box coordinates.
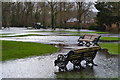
[54,46,100,71]
[78,34,101,47]
[78,39,93,42]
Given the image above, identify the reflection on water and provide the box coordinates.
[0,36,79,45]
[55,67,96,78]
[0,27,119,78]
[1,46,118,78]
[0,27,119,37]
[55,49,118,78]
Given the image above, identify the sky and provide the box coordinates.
[2,0,120,2]
[1,0,99,12]
[2,0,98,2]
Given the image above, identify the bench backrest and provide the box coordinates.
[67,46,100,59]
[56,46,100,62]
[72,46,100,54]
[84,34,101,40]
[84,35,91,39]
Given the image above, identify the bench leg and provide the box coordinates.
[91,61,98,66]
[78,41,84,46]
[58,64,68,72]
[92,41,100,46]
[85,42,91,47]
[86,60,98,67]
[71,60,83,69]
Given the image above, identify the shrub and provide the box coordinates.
[89,26,99,30]
[98,25,106,31]
[89,25,106,31]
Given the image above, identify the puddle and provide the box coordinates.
[0,36,79,45]
[0,27,119,78]
[1,45,118,78]
[1,27,119,37]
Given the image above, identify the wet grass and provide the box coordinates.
[81,31,108,34]
[1,34,46,38]
[60,35,119,41]
[1,33,119,41]
[31,30,109,34]
[60,34,83,36]
[99,43,119,54]
[0,33,14,35]
[100,37,120,41]
[2,40,58,61]
[61,35,119,41]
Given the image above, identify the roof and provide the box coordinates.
[66,18,78,22]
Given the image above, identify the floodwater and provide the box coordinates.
[1,45,118,78]
[0,27,119,78]
[0,27,119,37]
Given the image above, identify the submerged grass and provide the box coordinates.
[0,33,14,35]
[31,30,109,34]
[1,33,119,41]
[100,37,120,41]
[99,43,119,54]
[60,35,119,41]
[2,40,58,61]
[1,34,46,37]
[60,34,83,36]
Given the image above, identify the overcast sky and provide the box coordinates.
[2,0,98,2]
[2,0,120,2]
[2,0,99,12]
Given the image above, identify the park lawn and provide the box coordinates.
[31,30,108,34]
[81,31,108,34]
[1,34,46,38]
[61,35,119,41]
[100,37,120,41]
[0,33,14,35]
[1,33,119,41]
[60,34,83,36]
[99,43,119,54]
[60,35,119,41]
[2,40,58,61]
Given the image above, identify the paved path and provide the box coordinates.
[0,27,119,78]
[1,44,118,78]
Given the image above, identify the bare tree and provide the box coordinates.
[2,2,96,30]
[48,0,57,30]
[0,2,1,29]
[76,2,93,30]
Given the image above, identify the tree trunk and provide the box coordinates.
[77,2,83,31]
[0,2,2,29]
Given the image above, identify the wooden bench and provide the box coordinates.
[78,34,101,47]
[54,46,100,71]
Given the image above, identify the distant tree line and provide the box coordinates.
[2,2,96,30]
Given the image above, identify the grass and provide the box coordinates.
[60,34,83,36]
[100,37,120,41]
[1,33,119,41]
[99,43,119,54]
[0,33,14,35]
[31,30,109,34]
[1,34,46,37]
[81,31,108,34]
[2,40,58,61]
[60,35,119,41]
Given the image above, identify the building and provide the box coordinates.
[66,18,79,26]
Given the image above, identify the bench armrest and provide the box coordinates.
[93,38,99,42]
[79,35,84,39]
